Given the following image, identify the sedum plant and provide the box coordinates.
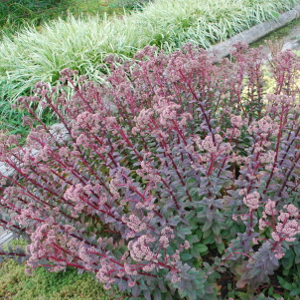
[0,43,299,300]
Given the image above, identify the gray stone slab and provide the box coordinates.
[0,231,13,246]
[209,4,300,59]
[0,225,5,236]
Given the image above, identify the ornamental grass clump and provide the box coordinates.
[0,43,299,299]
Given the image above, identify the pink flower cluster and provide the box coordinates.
[259,200,300,259]
[243,191,260,211]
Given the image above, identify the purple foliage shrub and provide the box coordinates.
[0,42,299,299]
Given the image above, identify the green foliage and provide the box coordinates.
[0,0,131,39]
[0,101,30,138]
[276,243,300,299]
[0,0,65,38]
[66,0,138,18]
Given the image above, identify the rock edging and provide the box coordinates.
[209,4,300,59]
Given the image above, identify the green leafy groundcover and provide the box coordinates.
[0,240,112,300]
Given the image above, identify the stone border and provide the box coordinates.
[209,4,300,59]
[1,5,300,246]
[0,231,13,245]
